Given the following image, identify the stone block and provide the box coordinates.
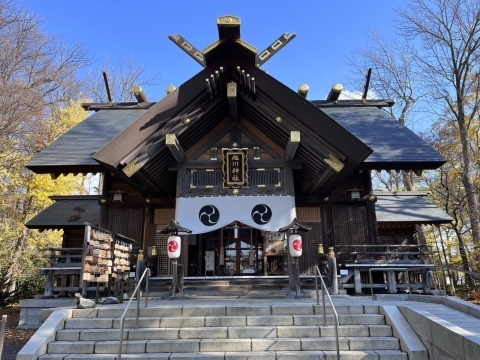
[324,350,377,360]
[94,340,146,354]
[301,338,349,351]
[112,317,160,328]
[277,326,319,338]
[56,329,79,341]
[294,315,331,326]
[180,327,227,339]
[251,338,301,351]
[64,318,113,329]
[229,326,277,338]
[79,329,127,341]
[276,351,326,359]
[227,306,271,316]
[397,307,432,343]
[170,353,225,359]
[431,318,470,360]
[128,328,179,340]
[118,354,170,360]
[64,355,117,360]
[314,305,363,315]
[71,308,98,318]
[183,306,226,317]
[48,341,95,354]
[146,339,200,353]
[320,325,369,337]
[247,315,293,326]
[141,306,183,318]
[272,305,314,315]
[96,308,135,318]
[205,316,245,327]
[200,339,251,352]
[368,325,392,337]
[348,337,400,351]
[464,335,480,360]
[339,314,384,325]
[225,351,276,360]
[363,305,380,314]
[374,350,409,360]
[161,316,204,328]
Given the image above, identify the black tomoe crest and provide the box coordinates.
[199,205,220,226]
[251,204,272,224]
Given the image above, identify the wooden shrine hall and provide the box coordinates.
[26,15,451,295]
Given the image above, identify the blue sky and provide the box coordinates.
[20,0,399,101]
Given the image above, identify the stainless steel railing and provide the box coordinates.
[118,268,150,360]
[314,265,340,359]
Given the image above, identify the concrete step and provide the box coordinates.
[56,325,393,341]
[67,304,380,319]
[46,337,400,354]
[63,314,385,329]
[39,350,409,359]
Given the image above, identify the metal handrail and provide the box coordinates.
[118,268,150,360]
[368,267,410,300]
[314,266,340,359]
[0,315,7,358]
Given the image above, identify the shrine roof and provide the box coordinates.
[26,109,148,174]
[374,192,451,225]
[25,196,100,230]
[318,106,446,170]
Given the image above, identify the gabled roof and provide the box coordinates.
[319,106,446,170]
[26,109,148,175]
[25,195,100,230]
[91,62,373,197]
[375,192,452,225]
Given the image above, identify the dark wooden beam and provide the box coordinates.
[227,81,238,122]
[168,159,302,171]
[166,134,186,164]
[237,122,283,159]
[285,131,300,161]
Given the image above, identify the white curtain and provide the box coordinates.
[175,195,296,234]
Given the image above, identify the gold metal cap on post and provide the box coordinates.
[318,244,324,254]
[137,249,145,261]
[328,247,336,258]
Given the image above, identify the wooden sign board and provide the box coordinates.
[222,148,248,188]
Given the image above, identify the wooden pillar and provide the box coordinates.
[363,171,379,245]
[99,173,111,229]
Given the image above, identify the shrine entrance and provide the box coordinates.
[198,225,264,276]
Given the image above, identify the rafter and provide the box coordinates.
[285,131,300,161]
[166,134,186,164]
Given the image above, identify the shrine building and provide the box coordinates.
[26,15,451,294]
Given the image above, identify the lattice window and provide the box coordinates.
[155,228,173,276]
[299,223,322,276]
[189,168,281,188]
[154,209,175,225]
[109,209,126,235]
[126,209,143,242]
[332,207,350,251]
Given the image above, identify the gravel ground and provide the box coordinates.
[1,307,35,360]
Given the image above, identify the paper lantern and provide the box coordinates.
[167,236,181,259]
[289,234,303,257]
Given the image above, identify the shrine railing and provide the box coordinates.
[334,244,432,262]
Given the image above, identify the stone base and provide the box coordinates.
[18,297,76,329]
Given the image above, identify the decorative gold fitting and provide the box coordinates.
[146,198,151,203]
[324,197,329,202]
[328,247,336,258]
[137,249,145,261]
[276,116,282,122]
[318,244,324,254]
[232,189,239,195]
[368,195,376,202]
[151,246,157,256]
[183,118,190,125]
[100,198,107,204]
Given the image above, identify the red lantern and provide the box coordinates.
[289,234,302,257]
[167,235,181,259]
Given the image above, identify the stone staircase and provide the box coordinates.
[39,303,408,359]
